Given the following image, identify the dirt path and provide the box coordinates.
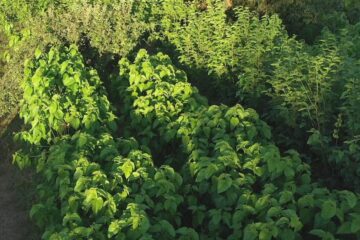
[0,118,39,240]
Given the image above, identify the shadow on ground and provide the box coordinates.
[0,116,40,240]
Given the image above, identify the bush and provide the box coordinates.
[114,49,360,239]
[17,45,116,144]
[155,2,287,103]
[0,0,56,121]
[151,1,360,190]
[0,0,150,121]
[14,45,184,239]
[234,0,360,42]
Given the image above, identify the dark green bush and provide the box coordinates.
[233,0,360,42]
[155,2,287,102]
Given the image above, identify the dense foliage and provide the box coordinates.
[14,45,360,240]
[1,0,360,239]
[232,0,360,42]
[153,1,360,190]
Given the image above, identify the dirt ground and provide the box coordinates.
[0,117,39,240]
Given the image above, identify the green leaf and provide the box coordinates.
[217,175,232,194]
[290,215,303,231]
[54,109,64,120]
[70,47,78,57]
[121,160,134,179]
[49,102,57,114]
[259,229,272,240]
[244,224,258,240]
[307,131,321,146]
[205,164,218,179]
[48,49,55,62]
[84,188,97,209]
[31,75,41,87]
[73,227,93,237]
[108,221,121,237]
[284,167,295,179]
[351,214,360,233]
[267,206,281,218]
[337,222,352,234]
[321,200,337,220]
[92,197,103,214]
[35,48,42,59]
[298,194,314,208]
[176,227,199,240]
[63,213,81,225]
[61,61,70,74]
[159,220,175,237]
[309,229,334,239]
[209,209,222,226]
[309,229,326,238]
[23,85,33,98]
[278,229,296,240]
[279,191,293,204]
[69,117,81,130]
[203,126,211,137]
[342,190,357,208]
[63,74,73,87]
[30,204,44,219]
[230,117,240,130]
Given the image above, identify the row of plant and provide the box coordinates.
[3,0,358,118]
[4,1,360,239]
[15,44,360,239]
[153,1,360,190]
[2,1,360,165]
[14,45,192,239]
[114,49,360,239]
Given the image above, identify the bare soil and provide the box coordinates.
[0,117,39,240]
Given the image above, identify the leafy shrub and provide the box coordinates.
[0,0,150,122]
[333,23,360,138]
[156,2,287,102]
[114,49,207,151]
[151,1,360,190]
[17,45,116,144]
[114,49,360,239]
[0,0,57,122]
[37,0,149,56]
[266,26,360,188]
[15,45,186,240]
[26,131,187,239]
[233,0,360,42]
[265,35,341,142]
